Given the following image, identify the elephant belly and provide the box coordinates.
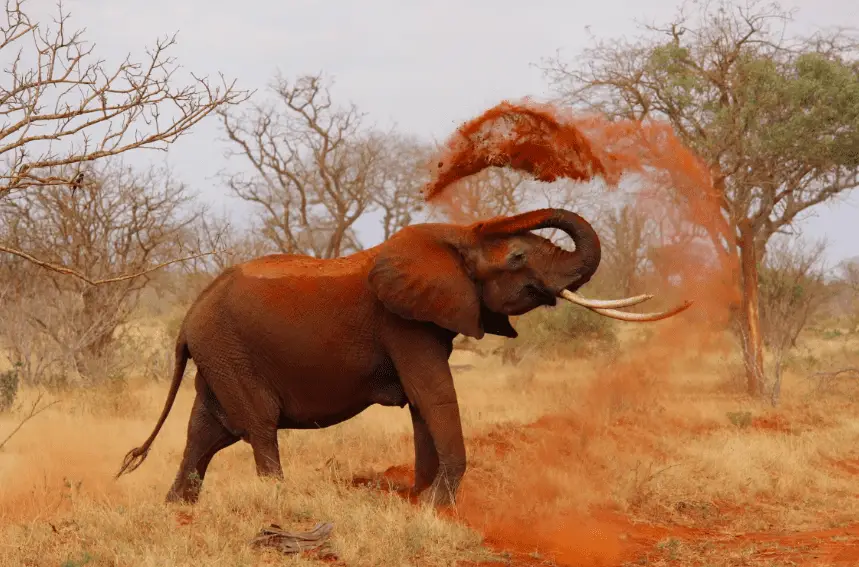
[273,358,408,430]
[367,381,408,407]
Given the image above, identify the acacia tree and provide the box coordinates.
[543,0,859,395]
[0,0,247,281]
[220,73,429,258]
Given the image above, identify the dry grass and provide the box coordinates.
[1,321,859,566]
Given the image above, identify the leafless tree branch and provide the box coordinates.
[220,73,428,258]
[0,0,249,197]
[0,391,59,451]
[0,242,221,285]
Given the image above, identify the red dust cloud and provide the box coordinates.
[414,100,748,565]
[424,99,740,326]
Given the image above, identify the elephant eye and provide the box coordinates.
[507,250,526,267]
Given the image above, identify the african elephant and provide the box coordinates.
[116,208,688,506]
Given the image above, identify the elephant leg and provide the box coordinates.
[385,327,466,507]
[191,352,284,481]
[249,429,284,479]
[409,404,439,494]
[166,390,239,504]
[415,397,466,507]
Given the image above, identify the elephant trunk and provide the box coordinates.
[474,208,602,291]
[473,207,694,322]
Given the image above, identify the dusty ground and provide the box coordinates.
[1,326,859,566]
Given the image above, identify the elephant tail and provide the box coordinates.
[115,334,190,479]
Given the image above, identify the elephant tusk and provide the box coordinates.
[585,300,694,322]
[559,292,694,322]
[559,289,654,309]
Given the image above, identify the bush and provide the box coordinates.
[0,362,22,412]
[496,302,619,363]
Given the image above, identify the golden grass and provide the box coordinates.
[1,326,859,566]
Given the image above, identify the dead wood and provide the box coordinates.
[250,521,334,555]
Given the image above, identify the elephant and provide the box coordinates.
[116,208,689,506]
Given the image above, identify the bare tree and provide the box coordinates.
[596,204,655,296]
[841,257,859,292]
[758,236,829,404]
[221,73,400,259]
[835,257,859,332]
[425,166,527,223]
[0,162,203,384]
[543,0,859,394]
[0,0,247,279]
[189,210,275,274]
[759,237,829,347]
[372,132,432,240]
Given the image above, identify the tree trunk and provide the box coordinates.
[738,223,765,396]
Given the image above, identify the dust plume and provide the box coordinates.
[422,99,743,564]
[423,98,739,324]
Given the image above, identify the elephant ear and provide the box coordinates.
[368,229,484,339]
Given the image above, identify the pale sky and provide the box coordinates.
[39,0,859,265]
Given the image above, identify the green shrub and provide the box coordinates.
[726,410,752,428]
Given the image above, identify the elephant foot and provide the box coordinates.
[165,474,203,504]
[417,482,458,508]
[165,488,200,505]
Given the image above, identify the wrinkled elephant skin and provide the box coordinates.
[116,208,603,506]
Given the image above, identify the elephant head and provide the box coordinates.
[368,208,691,339]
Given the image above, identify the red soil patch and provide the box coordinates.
[730,525,859,565]
[751,414,795,434]
[350,463,417,502]
[175,511,194,526]
[352,463,659,566]
[827,458,859,476]
[351,418,859,567]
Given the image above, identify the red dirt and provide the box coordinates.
[351,419,859,567]
[175,510,194,526]
[751,414,795,434]
[827,458,859,476]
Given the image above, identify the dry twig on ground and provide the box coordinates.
[250,522,335,556]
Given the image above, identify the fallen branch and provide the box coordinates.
[0,392,60,451]
[0,244,225,285]
[250,522,334,555]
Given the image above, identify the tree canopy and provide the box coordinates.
[542,0,859,395]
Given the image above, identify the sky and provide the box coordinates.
[29,0,859,266]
